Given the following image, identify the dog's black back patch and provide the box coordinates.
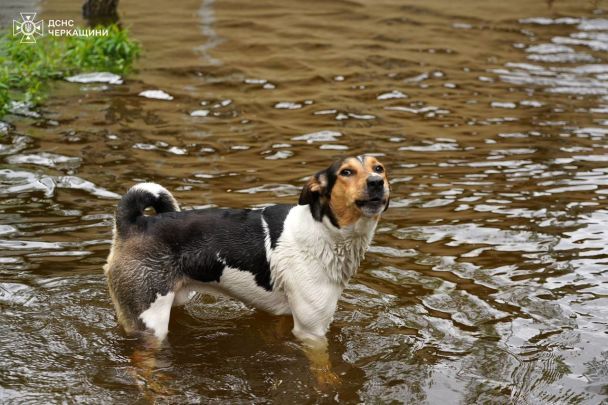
[142,205,294,291]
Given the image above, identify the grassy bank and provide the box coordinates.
[0,24,140,117]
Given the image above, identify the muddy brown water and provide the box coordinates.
[1,0,608,403]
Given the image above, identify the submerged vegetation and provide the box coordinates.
[0,24,139,117]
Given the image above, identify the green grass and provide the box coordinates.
[0,24,140,117]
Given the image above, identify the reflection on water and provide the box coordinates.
[1,0,608,402]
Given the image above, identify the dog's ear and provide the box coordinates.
[298,170,328,222]
[298,171,327,205]
[383,169,391,212]
[383,192,390,212]
[299,160,342,227]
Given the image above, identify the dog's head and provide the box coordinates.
[298,155,390,228]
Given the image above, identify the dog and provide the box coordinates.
[104,155,389,352]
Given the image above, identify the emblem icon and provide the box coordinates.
[13,12,44,44]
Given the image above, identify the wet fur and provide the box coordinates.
[104,157,390,343]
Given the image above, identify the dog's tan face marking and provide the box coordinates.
[329,156,389,226]
[298,155,390,228]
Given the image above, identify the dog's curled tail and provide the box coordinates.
[115,183,180,237]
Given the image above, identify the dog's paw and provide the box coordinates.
[314,368,342,390]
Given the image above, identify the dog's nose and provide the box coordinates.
[367,177,384,192]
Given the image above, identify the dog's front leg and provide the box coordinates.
[301,339,341,388]
[289,289,341,388]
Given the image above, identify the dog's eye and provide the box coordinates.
[374,165,384,174]
[340,168,354,177]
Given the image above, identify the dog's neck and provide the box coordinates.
[296,205,378,286]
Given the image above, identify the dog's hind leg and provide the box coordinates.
[138,291,175,341]
[106,256,177,344]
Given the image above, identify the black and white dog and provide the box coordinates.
[104,156,389,348]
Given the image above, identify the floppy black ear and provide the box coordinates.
[384,194,390,212]
[298,177,319,206]
[383,170,391,212]
[298,170,328,222]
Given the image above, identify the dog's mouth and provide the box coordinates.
[355,197,384,207]
[355,198,386,216]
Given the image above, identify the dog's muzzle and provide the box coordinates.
[355,177,387,216]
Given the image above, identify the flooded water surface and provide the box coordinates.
[1,0,608,403]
